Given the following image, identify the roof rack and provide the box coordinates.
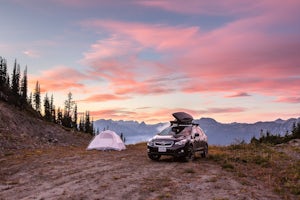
[170,120,199,126]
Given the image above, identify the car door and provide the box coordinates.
[192,126,201,150]
[196,126,208,149]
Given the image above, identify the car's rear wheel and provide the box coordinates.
[148,154,161,161]
[201,143,208,158]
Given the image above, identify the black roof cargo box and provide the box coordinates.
[171,112,193,124]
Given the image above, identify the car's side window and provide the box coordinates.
[181,126,191,136]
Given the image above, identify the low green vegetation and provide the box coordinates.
[251,122,300,145]
[208,123,300,199]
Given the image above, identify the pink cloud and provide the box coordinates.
[81,19,200,52]
[90,108,138,122]
[79,94,130,102]
[275,97,300,104]
[29,65,90,93]
[23,49,40,58]
[199,107,246,114]
[226,92,251,98]
[80,1,300,101]
[81,33,187,96]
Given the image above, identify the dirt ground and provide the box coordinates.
[0,143,284,200]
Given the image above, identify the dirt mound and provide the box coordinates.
[0,101,91,155]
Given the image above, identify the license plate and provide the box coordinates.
[158,147,167,152]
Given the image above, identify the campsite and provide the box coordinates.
[1,109,299,200]
[1,101,300,200]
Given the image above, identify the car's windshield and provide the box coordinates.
[158,125,191,136]
[158,126,173,135]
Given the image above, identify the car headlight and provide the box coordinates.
[175,139,187,146]
[147,140,154,146]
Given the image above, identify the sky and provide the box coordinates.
[1,0,300,124]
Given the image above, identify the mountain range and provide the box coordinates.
[94,117,300,145]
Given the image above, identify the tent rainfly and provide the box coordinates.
[87,130,126,151]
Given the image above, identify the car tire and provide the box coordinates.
[184,145,195,162]
[201,143,208,158]
[148,154,161,161]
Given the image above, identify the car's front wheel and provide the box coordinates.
[148,154,161,161]
[184,145,195,162]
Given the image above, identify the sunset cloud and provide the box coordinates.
[80,94,130,102]
[29,66,90,92]
[275,97,300,104]
[23,49,40,58]
[199,107,246,114]
[81,15,300,99]
[226,92,251,98]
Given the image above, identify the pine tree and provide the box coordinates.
[50,94,56,123]
[85,111,91,134]
[20,66,28,101]
[33,81,41,112]
[62,110,72,128]
[28,92,33,106]
[91,117,94,135]
[0,57,8,89]
[62,92,75,128]
[51,106,56,123]
[64,92,75,118]
[291,122,300,139]
[79,116,85,132]
[5,76,10,90]
[43,93,52,121]
[11,59,20,96]
[20,66,28,108]
[57,107,63,125]
[0,56,3,87]
[73,104,78,130]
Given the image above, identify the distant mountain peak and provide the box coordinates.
[275,118,285,123]
[198,117,218,123]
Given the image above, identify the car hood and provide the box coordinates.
[152,134,185,141]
